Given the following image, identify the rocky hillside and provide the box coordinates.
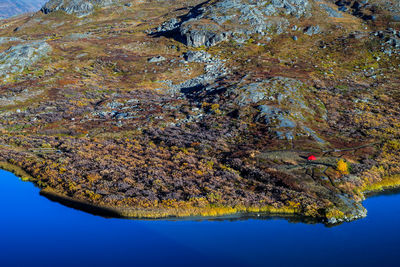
[0,0,47,19]
[41,0,114,16]
[0,0,399,224]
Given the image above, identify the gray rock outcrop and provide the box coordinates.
[319,4,343,18]
[158,50,227,97]
[327,194,367,224]
[0,41,51,81]
[232,77,326,142]
[148,56,166,63]
[155,0,312,47]
[41,0,114,16]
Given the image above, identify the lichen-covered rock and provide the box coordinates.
[41,0,114,16]
[0,41,51,81]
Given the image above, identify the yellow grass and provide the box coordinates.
[40,187,301,219]
[118,204,300,219]
[363,175,400,192]
[0,161,33,181]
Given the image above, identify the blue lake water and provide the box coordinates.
[0,169,399,267]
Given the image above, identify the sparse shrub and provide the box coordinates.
[87,173,101,183]
[211,104,221,115]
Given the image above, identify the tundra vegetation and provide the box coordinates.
[0,0,399,224]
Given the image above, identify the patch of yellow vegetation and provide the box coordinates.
[363,175,400,192]
[337,159,349,175]
[41,187,304,219]
[119,203,301,219]
[325,208,345,220]
[0,161,33,181]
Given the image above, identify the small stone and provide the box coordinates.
[148,56,166,63]
[304,25,320,36]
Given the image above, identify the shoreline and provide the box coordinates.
[0,161,306,222]
[40,187,309,221]
[362,175,400,195]
[1,161,399,225]
[37,174,400,224]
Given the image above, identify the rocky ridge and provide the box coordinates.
[41,0,114,16]
[154,0,314,47]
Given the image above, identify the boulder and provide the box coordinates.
[148,56,166,63]
[304,25,320,36]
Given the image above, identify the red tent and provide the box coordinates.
[307,155,317,161]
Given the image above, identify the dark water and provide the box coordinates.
[1,170,399,267]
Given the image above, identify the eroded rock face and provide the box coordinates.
[0,41,51,81]
[41,0,114,16]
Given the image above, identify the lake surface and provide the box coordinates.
[1,169,399,267]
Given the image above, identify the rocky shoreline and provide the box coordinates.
[33,174,400,224]
[2,157,397,225]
